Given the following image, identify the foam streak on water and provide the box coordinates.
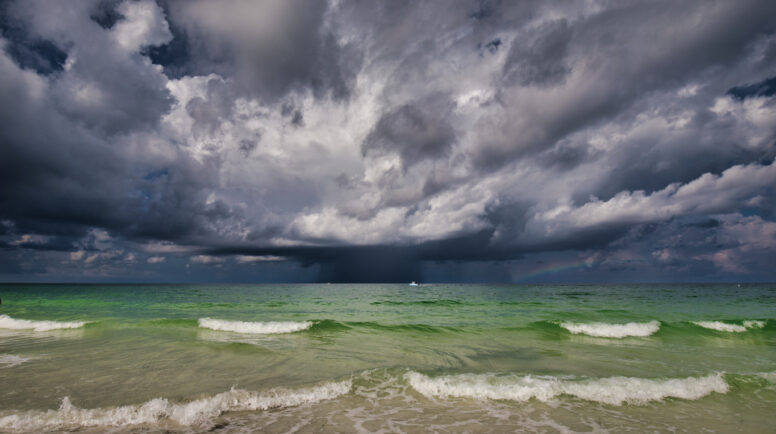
[0,355,32,367]
[0,380,351,431]
[559,320,660,338]
[0,315,88,332]
[198,318,313,334]
[691,320,766,332]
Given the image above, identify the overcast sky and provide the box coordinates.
[1,0,775,283]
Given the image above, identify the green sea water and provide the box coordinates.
[0,283,774,433]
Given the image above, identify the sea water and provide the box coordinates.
[0,283,774,432]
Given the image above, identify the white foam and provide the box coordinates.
[0,315,88,332]
[0,380,351,431]
[756,372,776,383]
[406,372,728,406]
[559,320,660,338]
[197,318,313,334]
[0,355,32,367]
[691,320,765,333]
[743,320,766,329]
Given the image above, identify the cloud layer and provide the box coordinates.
[1,0,775,282]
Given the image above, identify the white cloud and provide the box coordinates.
[234,255,285,263]
[147,256,166,264]
[70,250,86,261]
[190,255,225,264]
[142,242,196,254]
[9,234,49,246]
[521,159,776,243]
[112,0,172,53]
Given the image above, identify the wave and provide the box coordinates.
[406,371,728,406]
[0,380,351,431]
[0,315,88,332]
[690,320,766,332]
[177,301,290,309]
[144,318,199,328]
[371,299,463,307]
[198,318,313,334]
[558,320,660,338]
[345,321,459,334]
[0,355,32,367]
[145,318,455,335]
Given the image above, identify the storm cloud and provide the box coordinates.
[1,0,775,283]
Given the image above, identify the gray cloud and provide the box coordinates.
[502,19,572,87]
[363,96,457,168]
[164,0,361,101]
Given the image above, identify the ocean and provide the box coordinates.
[0,283,774,433]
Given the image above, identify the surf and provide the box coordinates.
[690,320,766,332]
[0,380,351,431]
[0,315,89,332]
[197,318,313,334]
[558,320,661,338]
[405,371,728,405]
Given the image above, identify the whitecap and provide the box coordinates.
[198,318,313,334]
[0,315,88,332]
[691,320,765,333]
[406,371,728,406]
[559,320,660,338]
[742,320,766,329]
[0,380,351,431]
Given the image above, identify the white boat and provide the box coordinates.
[409,281,419,286]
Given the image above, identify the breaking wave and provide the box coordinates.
[406,371,728,406]
[559,320,660,338]
[690,320,766,332]
[0,380,351,431]
[0,315,88,332]
[198,318,313,334]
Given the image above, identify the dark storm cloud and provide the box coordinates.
[471,0,776,172]
[3,0,175,135]
[502,19,572,87]
[363,96,457,168]
[0,1,238,253]
[0,7,67,75]
[536,139,600,171]
[89,0,124,30]
[1,0,776,282]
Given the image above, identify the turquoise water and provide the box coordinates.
[0,283,774,432]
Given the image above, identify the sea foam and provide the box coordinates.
[559,320,660,338]
[198,318,313,334]
[0,355,32,367]
[0,380,351,431]
[0,315,88,332]
[691,320,765,333]
[406,372,728,406]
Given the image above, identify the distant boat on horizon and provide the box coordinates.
[409,281,419,286]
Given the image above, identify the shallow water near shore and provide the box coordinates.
[0,283,774,432]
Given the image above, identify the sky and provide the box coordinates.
[1,0,775,283]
